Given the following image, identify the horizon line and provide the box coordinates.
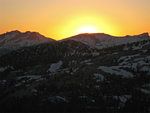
[0,30,149,41]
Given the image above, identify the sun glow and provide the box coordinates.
[54,12,122,40]
[47,14,118,40]
[77,26,98,34]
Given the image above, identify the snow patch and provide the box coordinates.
[140,66,150,72]
[143,83,150,87]
[49,96,68,103]
[17,75,42,80]
[132,45,142,50]
[55,96,67,102]
[15,82,24,87]
[98,66,134,78]
[118,54,140,63]
[81,59,91,64]
[113,95,131,103]
[0,67,8,72]
[123,46,129,51]
[92,52,100,56]
[93,73,104,82]
[32,89,38,93]
[139,88,150,94]
[0,80,7,84]
[48,61,63,73]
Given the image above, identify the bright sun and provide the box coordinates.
[77,26,99,34]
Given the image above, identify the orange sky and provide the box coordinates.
[0,0,150,40]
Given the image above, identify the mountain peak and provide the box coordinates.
[23,31,46,39]
[24,31,40,35]
[1,30,21,36]
[0,30,55,50]
[138,32,149,38]
[0,30,55,41]
[7,30,21,33]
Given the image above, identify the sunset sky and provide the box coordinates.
[0,0,150,40]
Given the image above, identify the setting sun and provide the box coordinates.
[77,26,99,34]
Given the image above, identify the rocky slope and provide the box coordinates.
[0,32,150,112]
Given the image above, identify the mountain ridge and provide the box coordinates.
[0,30,149,56]
[61,32,149,49]
[1,30,149,41]
[61,32,149,39]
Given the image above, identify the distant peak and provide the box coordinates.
[138,32,149,37]
[24,31,40,35]
[0,30,21,38]
[24,31,31,34]
[5,30,21,34]
[22,31,48,39]
[12,30,20,33]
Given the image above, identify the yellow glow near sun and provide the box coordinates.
[51,14,117,40]
[77,26,98,34]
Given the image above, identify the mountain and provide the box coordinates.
[0,31,150,112]
[0,30,55,56]
[61,33,149,49]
